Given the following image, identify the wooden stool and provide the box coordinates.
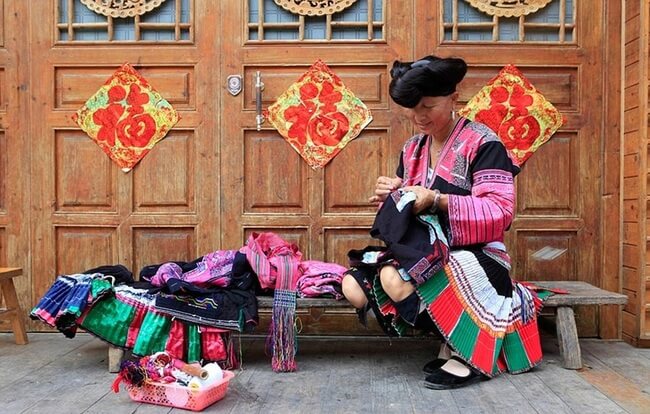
[0,267,29,344]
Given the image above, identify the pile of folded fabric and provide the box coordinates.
[31,232,348,372]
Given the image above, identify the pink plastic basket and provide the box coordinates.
[127,370,235,411]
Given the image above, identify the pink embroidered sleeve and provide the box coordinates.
[447,169,515,246]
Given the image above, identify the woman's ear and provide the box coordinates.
[450,91,460,104]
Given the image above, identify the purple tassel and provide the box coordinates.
[268,289,297,372]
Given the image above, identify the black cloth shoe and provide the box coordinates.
[423,357,484,390]
[422,358,447,374]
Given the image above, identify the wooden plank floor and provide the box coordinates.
[0,332,648,414]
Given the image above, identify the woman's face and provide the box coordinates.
[408,94,457,138]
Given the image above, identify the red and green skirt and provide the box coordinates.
[353,247,549,377]
[78,285,238,369]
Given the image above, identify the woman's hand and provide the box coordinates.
[368,176,403,204]
[401,185,436,214]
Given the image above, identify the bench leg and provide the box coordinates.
[556,306,582,369]
[108,346,125,373]
[0,278,28,345]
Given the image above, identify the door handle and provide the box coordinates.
[255,71,265,131]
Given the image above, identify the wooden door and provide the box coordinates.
[220,1,413,333]
[19,0,622,338]
[414,0,619,336]
[28,1,221,329]
[0,1,30,318]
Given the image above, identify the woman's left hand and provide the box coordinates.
[401,185,435,214]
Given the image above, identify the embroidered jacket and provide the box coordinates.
[397,117,519,247]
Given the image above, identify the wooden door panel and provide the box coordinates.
[133,132,196,213]
[54,227,117,275]
[460,67,579,112]
[243,65,388,110]
[323,131,390,214]
[55,130,118,212]
[54,66,196,110]
[516,133,579,216]
[243,131,309,214]
[132,227,197,272]
[323,229,377,269]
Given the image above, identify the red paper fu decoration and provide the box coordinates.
[265,60,372,169]
[458,64,565,167]
[73,63,180,172]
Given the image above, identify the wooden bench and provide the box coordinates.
[0,267,29,345]
[107,280,627,372]
[260,281,630,370]
[532,281,627,369]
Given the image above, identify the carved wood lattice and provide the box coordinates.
[273,0,358,16]
[80,0,168,18]
[250,0,383,41]
[464,0,553,18]
[58,0,192,42]
[445,0,574,43]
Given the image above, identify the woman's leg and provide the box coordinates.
[379,265,414,302]
[379,267,453,372]
[422,340,453,374]
[341,274,367,309]
[437,342,451,359]
[380,265,422,325]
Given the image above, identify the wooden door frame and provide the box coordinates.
[600,0,623,340]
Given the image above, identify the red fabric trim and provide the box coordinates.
[471,329,497,373]
[125,305,146,347]
[517,320,543,364]
[164,319,186,360]
[428,286,463,333]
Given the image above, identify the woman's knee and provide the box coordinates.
[379,266,414,301]
[341,274,367,309]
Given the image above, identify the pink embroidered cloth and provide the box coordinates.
[296,260,347,299]
[240,232,303,372]
[149,250,237,288]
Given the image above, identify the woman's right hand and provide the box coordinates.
[368,176,403,204]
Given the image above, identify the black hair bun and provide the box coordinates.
[389,55,467,108]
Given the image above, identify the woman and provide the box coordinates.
[342,55,543,389]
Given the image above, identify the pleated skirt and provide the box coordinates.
[78,285,238,368]
[352,247,546,377]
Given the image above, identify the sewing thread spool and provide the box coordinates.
[172,360,208,379]
[188,363,223,390]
